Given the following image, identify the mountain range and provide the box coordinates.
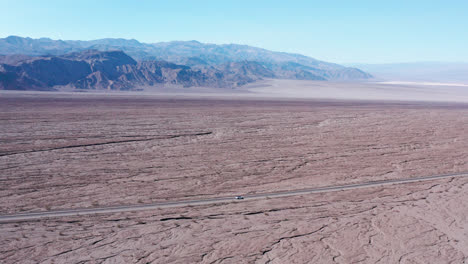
[0,36,372,91]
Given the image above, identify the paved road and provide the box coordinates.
[1,171,467,223]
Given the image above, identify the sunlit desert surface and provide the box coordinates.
[1,92,468,263]
[243,79,468,103]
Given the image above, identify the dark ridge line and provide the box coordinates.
[0,131,212,157]
[159,216,193,221]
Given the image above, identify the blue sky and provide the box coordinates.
[1,0,467,63]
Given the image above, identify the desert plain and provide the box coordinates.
[1,86,468,263]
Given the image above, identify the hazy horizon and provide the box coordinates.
[1,0,467,64]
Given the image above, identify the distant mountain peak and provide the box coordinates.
[61,49,137,64]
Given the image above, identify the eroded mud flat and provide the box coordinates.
[1,95,467,213]
[2,177,468,263]
[0,94,467,263]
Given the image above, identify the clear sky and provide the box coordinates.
[1,0,467,63]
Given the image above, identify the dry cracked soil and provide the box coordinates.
[0,94,468,263]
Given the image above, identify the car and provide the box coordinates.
[235,196,244,200]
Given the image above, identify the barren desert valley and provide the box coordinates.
[2,3,468,261]
[1,90,467,263]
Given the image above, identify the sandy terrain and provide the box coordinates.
[0,95,467,214]
[0,92,467,263]
[4,77,468,103]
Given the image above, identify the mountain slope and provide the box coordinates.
[0,50,276,90]
[0,36,372,81]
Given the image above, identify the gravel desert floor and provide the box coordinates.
[1,93,468,263]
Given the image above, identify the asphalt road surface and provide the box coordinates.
[1,171,467,223]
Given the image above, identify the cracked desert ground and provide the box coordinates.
[1,94,468,263]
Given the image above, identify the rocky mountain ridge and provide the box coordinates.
[0,36,372,90]
[0,50,276,90]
